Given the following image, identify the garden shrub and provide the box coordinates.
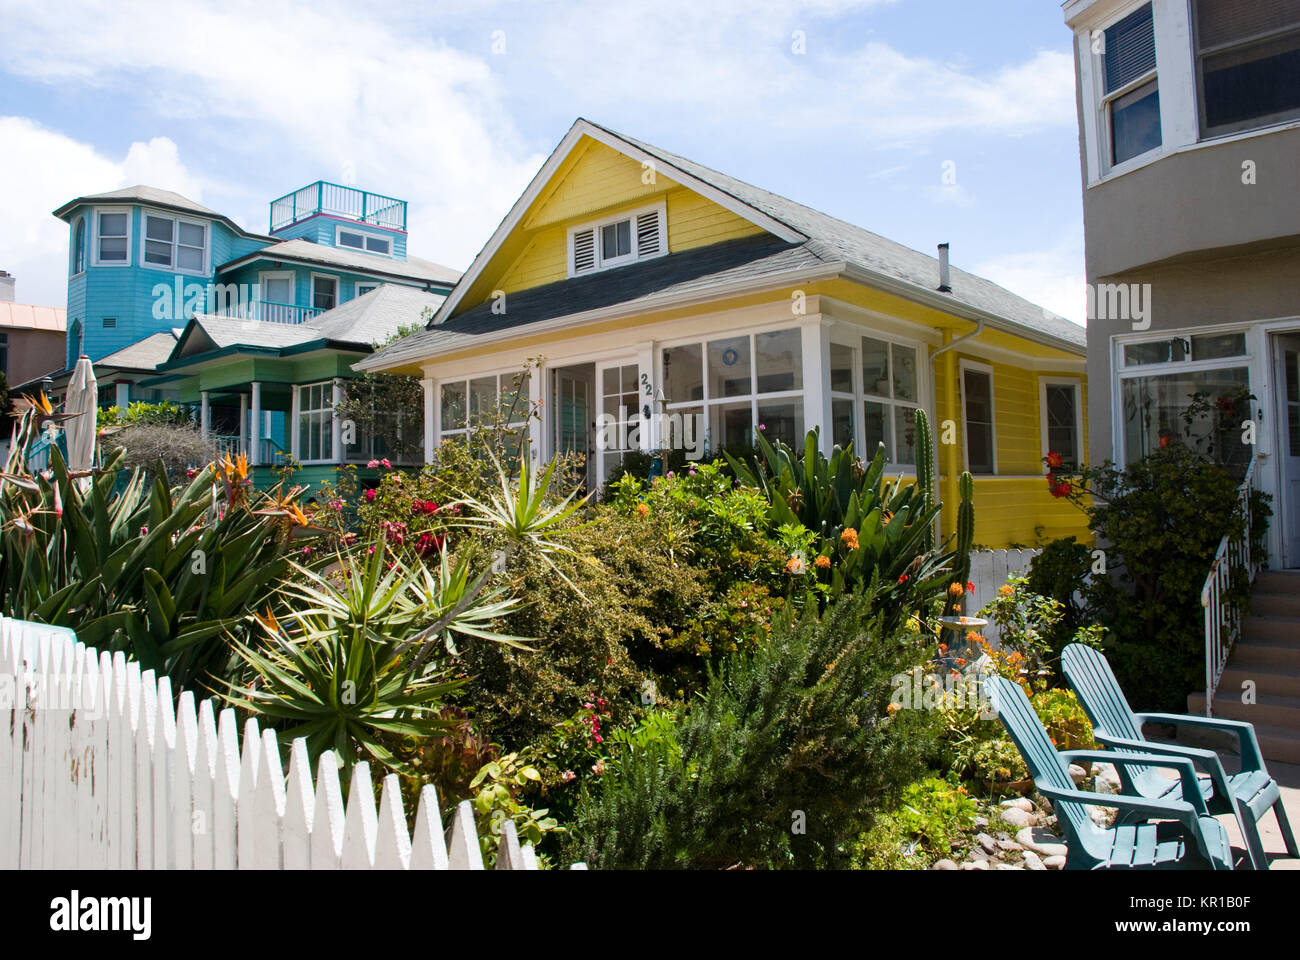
[853,776,978,868]
[561,588,940,869]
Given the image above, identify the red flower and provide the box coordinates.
[966,581,975,595]
[1051,481,1072,499]
[1159,434,1172,449]
[364,489,376,502]
[898,574,909,584]
[1045,450,1063,469]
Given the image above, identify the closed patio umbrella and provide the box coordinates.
[64,354,98,473]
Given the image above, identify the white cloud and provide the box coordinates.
[974,233,1088,327]
[120,138,204,200]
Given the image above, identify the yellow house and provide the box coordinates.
[360,119,1090,548]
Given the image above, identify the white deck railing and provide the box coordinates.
[1200,457,1260,716]
[0,617,543,870]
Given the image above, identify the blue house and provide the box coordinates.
[30,182,459,484]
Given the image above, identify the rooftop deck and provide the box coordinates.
[269,181,407,233]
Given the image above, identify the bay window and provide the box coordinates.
[862,336,921,466]
[440,370,531,460]
[143,213,207,272]
[1102,3,1162,166]
[95,211,130,265]
[1194,0,1300,137]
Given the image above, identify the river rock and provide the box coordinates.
[932,859,959,870]
[1044,855,1067,870]
[1016,827,1068,858]
[960,859,990,871]
[1021,850,1046,871]
[1000,806,1035,829]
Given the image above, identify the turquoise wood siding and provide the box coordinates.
[270,214,408,260]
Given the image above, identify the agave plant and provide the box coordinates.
[224,544,533,771]
[0,398,316,689]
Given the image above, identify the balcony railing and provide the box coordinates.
[214,299,322,325]
[269,181,407,233]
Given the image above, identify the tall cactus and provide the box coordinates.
[953,471,975,608]
[914,408,936,552]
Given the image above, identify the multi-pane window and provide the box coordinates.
[862,336,921,465]
[337,228,392,256]
[143,214,206,272]
[297,382,334,463]
[96,211,129,264]
[1103,4,1162,166]
[830,341,857,452]
[0,333,8,376]
[356,282,380,297]
[1119,331,1253,470]
[1042,380,1083,470]
[661,328,803,453]
[1194,0,1300,137]
[312,275,338,311]
[598,363,641,481]
[440,371,531,457]
[962,365,997,474]
[570,203,666,276]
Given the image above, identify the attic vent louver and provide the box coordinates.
[573,228,596,273]
[636,210,662,257]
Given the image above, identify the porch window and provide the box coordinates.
[862,336,921,466]
[297,381,334,463]
[312,275,338,311]
[143,214,207,272]
[95,211,130,264]
[1103,4,1162,166]
[440,370,531,458]
[661,327,803,454]
[961,363,997,475]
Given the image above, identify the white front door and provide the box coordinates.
[595,359,641,487]
[1275,335,1300,568]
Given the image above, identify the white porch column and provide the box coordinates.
[114,381,131,408]
[290,385,301,461]
[421,377,437,465]
[239,393,249,458]
[200,391,211,440]
[636,340,657,453]
[527,365,544,464]
[249,381,262,466]
[331,378,345,463]
[800,318,833,455]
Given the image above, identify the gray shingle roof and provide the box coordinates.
[54,185,224,220]
[96,331,180,370]
[363,119,1083,372]
[219,238,461,286]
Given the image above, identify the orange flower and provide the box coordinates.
[814,555,831,570]
[785,555,806,575]
[948,582,965,598]
[998,584,1015,597]
[887,702,901,715]
[840,527,859,550]
[636,503,650,517]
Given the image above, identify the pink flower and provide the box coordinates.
[186,467,198,479]
[364,489,376,502]
[366,459,379,468]
[561,770,576,783]
[381,458,392,469]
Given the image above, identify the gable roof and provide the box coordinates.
[363,119,1083,372]
[52,186,272,241]
[217,238,461,287]
[156,284,446,372]
[96,330,180,371]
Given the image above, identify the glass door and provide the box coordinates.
[554,367,593,490]
[595,360,641,487]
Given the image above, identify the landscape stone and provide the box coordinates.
[1016,827,1068,858]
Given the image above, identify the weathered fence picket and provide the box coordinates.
[966,548,1044,642]
[0,616,539,870]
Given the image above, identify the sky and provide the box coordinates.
[0,0,1088,325]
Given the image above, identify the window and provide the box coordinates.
[1118,330,1253,470]
[72,218,86,275]
[337,228,392,256]
[569,203,666,276]
[598,363,642,481]
[0,333,8,376]
[260,272,294,305]
[95,210,130,265]
[1102,4,1162,166]
[143,214,206,272]
[662,327,803,453]
[311,275,338,311]
[355,282,380,297]
[1041,379,1083,471]
[861,336,922,465]
[296,382,334,463]
[961,363,997,474]
[830,341,857,451]
[440,370,531,447]
[1194,0,1300,137]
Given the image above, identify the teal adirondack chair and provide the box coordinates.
[987,676,1234,870]
[1062,643,1296,871]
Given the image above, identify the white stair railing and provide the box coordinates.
[1200,456,1260,716]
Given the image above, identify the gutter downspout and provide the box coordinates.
[929,317,984,542]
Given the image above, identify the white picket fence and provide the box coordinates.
[0,616,545,870]
[967,549,1042,643]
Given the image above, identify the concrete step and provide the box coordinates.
[1243,616,1300,646]
[1205,692,1300,730]
[1186,699,1300,765]
[1231,639,1300,671]
[1252,593,1300,618]
[1256,570,1300,594]
[1220,664,1300,699]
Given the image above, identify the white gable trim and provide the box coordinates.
[428,119,807,327]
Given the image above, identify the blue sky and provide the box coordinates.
[0,0,1087,324]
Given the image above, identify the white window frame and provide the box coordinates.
[310,272,339,312]
[71,216,87,276]
[355,281,380,298]
[439,369,532,440]
[258,270,296,305]
[566,201,667,278]
[853,329,925,470]
[1192,0,1300,139]
[92,207,132,267]
[140,211,209,275]
[295,380,335,464]
[336,226,392,257]
[1088,1,1164,178]
[1039,376,1085,472]
[959,359,999,475]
